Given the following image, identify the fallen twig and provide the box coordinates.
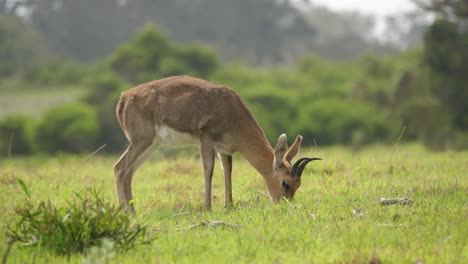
[380,197,413,206]
[178,221,242,231]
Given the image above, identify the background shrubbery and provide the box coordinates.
[0,23,466,154]
[24,60,89,85]
[0,115,36,155]
[295,98,394,146]
[84,72,128,153]
[35,103,100,154]
[1,1,468,155]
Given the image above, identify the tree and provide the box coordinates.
[30,0,134,62]
[412,0,468,18]
[0,15,48,78]
[423,19,468,130]
[108,24,172,83]
[108,24,218,84]
[1,0,32,16]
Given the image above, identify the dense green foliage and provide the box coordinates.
[35,103,100,154]
[84,72,127,153]
[1,146,466,262]
[23,60,89,85]
[24,0,394,64]
[0,115,36,155]
[5,185,151,256]
[423,19,468,131]
[108,24,218,83]
[1,2,468,154]
[0,16,47,78]
[296,98,393,146]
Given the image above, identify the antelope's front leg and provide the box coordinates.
[219,153,233,207]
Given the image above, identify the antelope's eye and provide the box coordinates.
[282,180,290,191]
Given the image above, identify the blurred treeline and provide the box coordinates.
[0,0,467,156]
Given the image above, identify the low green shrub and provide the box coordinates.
[23,60,89,85]
[81,72,127,153]
[84,71,125,105]
[398,97,453,151]
[0,115,36,155]
[35,103,100,153]
[95,95,127,153]
[108,23,218,84]
[296,98,395,146]
[5,181,152,256]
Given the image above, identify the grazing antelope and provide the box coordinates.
[114,75,321,213]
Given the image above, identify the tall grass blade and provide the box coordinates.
[18,179,30,199]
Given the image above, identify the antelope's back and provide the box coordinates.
[124,76,255,143]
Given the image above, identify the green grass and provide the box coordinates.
[0,144,467,263]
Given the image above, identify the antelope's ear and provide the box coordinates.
[284,135,302,162]
[274,134,288,169]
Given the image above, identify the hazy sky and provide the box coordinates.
[309,0,418,16]
[301,0,420,38]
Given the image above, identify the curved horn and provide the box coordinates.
[291,157,322,177]
[290,158,311,177]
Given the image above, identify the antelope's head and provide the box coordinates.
[271,134,322,201]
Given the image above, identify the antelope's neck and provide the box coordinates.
[239,130,275,183]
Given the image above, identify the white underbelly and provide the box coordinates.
[154,125,235,155]
[155,125,197,146]
[214,144,234,155]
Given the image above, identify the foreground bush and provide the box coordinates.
[5,182,151,256]
[35,103,100,153]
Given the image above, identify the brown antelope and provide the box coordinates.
[114,75,321,213]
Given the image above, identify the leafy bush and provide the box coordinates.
[169,44,218,78]
[108,23,172,83]
[36,103,100,153]
[108,23,218,84]
[0,16,48,78]
[0,115,36,155]
[83,72,127,153]
[296,98,395,146]
[448,131,468,150]
[95,95,127,153]
[245,91,298,142]
[23,60,89,85]
[398,97,452,151]
[84,71,125,105]
[5,181,152,256]
[424,19,468,131]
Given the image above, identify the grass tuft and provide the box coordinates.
[4,181,152,257]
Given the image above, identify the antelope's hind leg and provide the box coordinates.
[114,140,155,213]
[200,137,216,211]
[113,111,157,214]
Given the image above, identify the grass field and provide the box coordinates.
[0,144,467,263]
